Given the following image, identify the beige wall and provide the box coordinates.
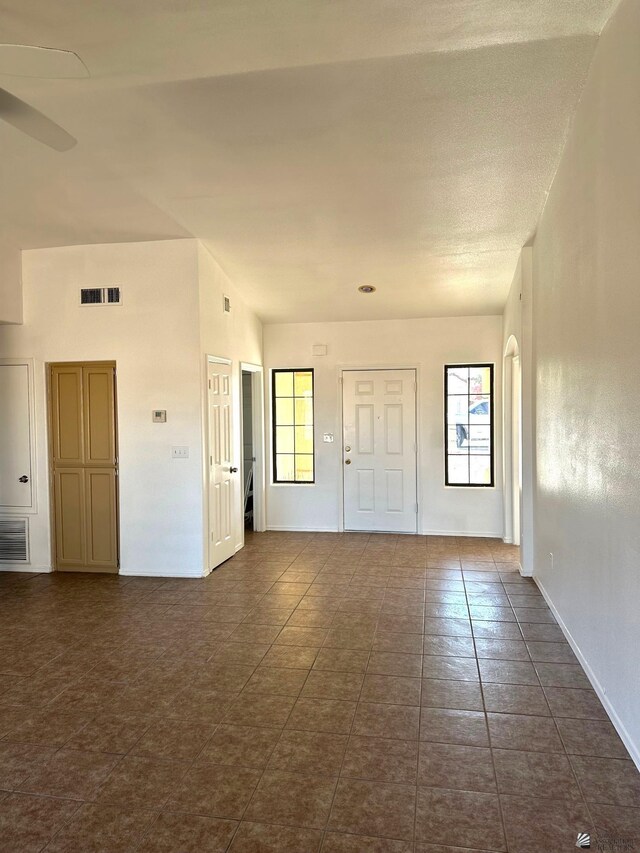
[531,0,640,764]
[0,240,23,325]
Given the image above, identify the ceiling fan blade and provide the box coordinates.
[0,44,89,79]
[0,88,76,151]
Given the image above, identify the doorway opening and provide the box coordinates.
[240,363,265,538]
[504,337,522,546]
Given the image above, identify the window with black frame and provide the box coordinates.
[272,369,314,483]
[444,364,494,486]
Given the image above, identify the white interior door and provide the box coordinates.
[208,359,236,569]
[0,362,34,509]
[342,369,418,533]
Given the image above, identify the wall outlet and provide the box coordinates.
[323,433,334,443]
[172,446,189,459]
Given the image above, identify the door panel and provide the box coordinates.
[83,367,116,464]
[85,469,117,566]
[54,469,86,567]
[208,360,236,569]
[0,363,33,508]
[343,369,417,533]
[50,363,118,572]
[51,367,84,465]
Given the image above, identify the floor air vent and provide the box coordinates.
[0,517,29,563]
[80,287,122,306]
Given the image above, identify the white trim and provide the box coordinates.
[120,567,205,578]
[266,525,503,538]
[535,577,640,771]
[0,564,51,573]
[0,358,38,515]
[207,354,232,366]
[267,525,339,533]
[422,528,503,538]
[338,364,420,535]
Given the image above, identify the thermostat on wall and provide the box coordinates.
[152,410,167,423]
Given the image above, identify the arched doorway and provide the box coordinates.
[504,336,522,545]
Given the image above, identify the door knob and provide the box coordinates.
[229,466,238,473]
[344,459,351,465]
[18,475,29,483]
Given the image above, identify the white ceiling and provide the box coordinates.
[0,1,619,322]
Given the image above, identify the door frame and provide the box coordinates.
[503,336,522,545]
[46,360,119,572]
[240,363,266,540]
[0,357,38,515]
[337,363,420,534]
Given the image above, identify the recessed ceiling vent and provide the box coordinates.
[80,287,122,306]
[0,517,29,563]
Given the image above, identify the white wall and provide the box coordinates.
[197,244,263,563]
[0,240,23,325]
[0,239,204,574]
[0,238,263,576]
[531,0,640,764]
[264,316,503,536]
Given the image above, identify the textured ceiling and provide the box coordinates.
[0,0,620,322]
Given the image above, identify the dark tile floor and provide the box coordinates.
[0,532,639,852]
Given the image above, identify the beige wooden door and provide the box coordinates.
[49,363,118,572]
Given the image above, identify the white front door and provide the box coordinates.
[342,369,418,533]
[0,362,33,509]
[208,359,236,569]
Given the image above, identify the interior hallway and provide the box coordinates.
[1,532,639,851]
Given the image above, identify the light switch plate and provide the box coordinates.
[172,446,189,459]
[152,410,167,423]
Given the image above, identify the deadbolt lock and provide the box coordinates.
[345,445,351,452]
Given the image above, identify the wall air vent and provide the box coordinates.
[0,517,29,563]
[80,287,122,306]
[223,295,231,313]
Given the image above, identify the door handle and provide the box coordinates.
[229,467,239,473]
[344,459,351,465]
[18,475,29,483]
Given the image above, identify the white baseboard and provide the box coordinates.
[119,567,204,578]
[421,529,503,538]
[535,577,640,771]
[266,525,503,538]
[0,564,51,573]
[266,525,339,533]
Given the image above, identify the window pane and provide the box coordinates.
[294,371,313,396]
[275,426,294,454]
[295,397,313,426]
[447,367,469,395]
[295,426,314,454]
[469,366,491,394]
[468,425,491,454]
[276,454,295,481]
[447,424,467,454]
[275,398,294,426]
[447,396,469,426]
[295,454,314,481]
[470,456,492,484]
[274,372,294,397]
[447,455,469,484]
